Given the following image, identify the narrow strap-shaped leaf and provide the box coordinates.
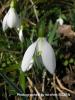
[19,71,26,93]
[0,72,27,99]
[0,72,23,94]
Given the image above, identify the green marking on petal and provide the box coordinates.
[37,51,42,56]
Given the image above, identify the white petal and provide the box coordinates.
[37,38,56,74]
[19,28,24,42]
[21,41,37,72]
[2,13,8,31]
[56,17,63,25]
[26,58,34,71]
[7,8,20,28]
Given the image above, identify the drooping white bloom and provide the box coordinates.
[18,27,24,42]
[56,17,63,25]
[2,12,8,31]
[37,38,56,74]
[21,37,56,75]
[2,7,20,31]
[21,41,37,72]
[7,8,19,28]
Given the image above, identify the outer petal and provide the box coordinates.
[21,41,37,72]
[7,8,20,28]
[2,13,8,31]
[37,38,56,74]
[19,28,24,42]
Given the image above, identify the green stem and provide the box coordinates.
[10,0,17,8]
[38,19,46,37]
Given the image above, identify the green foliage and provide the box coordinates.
[38,19,46,37]
[0,0,75,99]
[19,71,26,93]
[47,20,58,45]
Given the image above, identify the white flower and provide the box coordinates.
[2,12,8,31]
[18,27,24,42]
[21,37,56,75]
[56,17,63,25]
[2,7,20,31]
[21,41,37,72]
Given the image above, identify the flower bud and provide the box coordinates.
[56,17,63,25]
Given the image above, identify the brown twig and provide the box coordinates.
[64,80,75,84]
[51,82,64,93]
[28,85,33,100]
[53,74,58,100]
[27,19,36,26]
[27,77,43,100]
[56,76,75,94]
[57,24,75,38]
[42,70,46,92]
[56,85,64,93]
[0,0,10,18]
[29,0,39,22]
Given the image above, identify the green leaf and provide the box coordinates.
[38,19,46,37]
[63,60,68,66]
[19,71,26,93]
[61,14,66,20]
[3,64,19,72]
[48,20,53,32]
[0,72,27,99]
[48,21,58,44]
[0,72,23,94]
[69,58,74,64]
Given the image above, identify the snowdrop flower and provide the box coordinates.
[56,17,63,25]
[2,7,20,31]
[18,26,24,42]
[21,37,56,75]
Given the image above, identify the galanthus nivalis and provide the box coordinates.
[21,37,56,75]
[18,26,24,42]
[56,17,63,25]
[2,7,20,31]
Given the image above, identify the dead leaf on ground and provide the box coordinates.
[58,25,75,38]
